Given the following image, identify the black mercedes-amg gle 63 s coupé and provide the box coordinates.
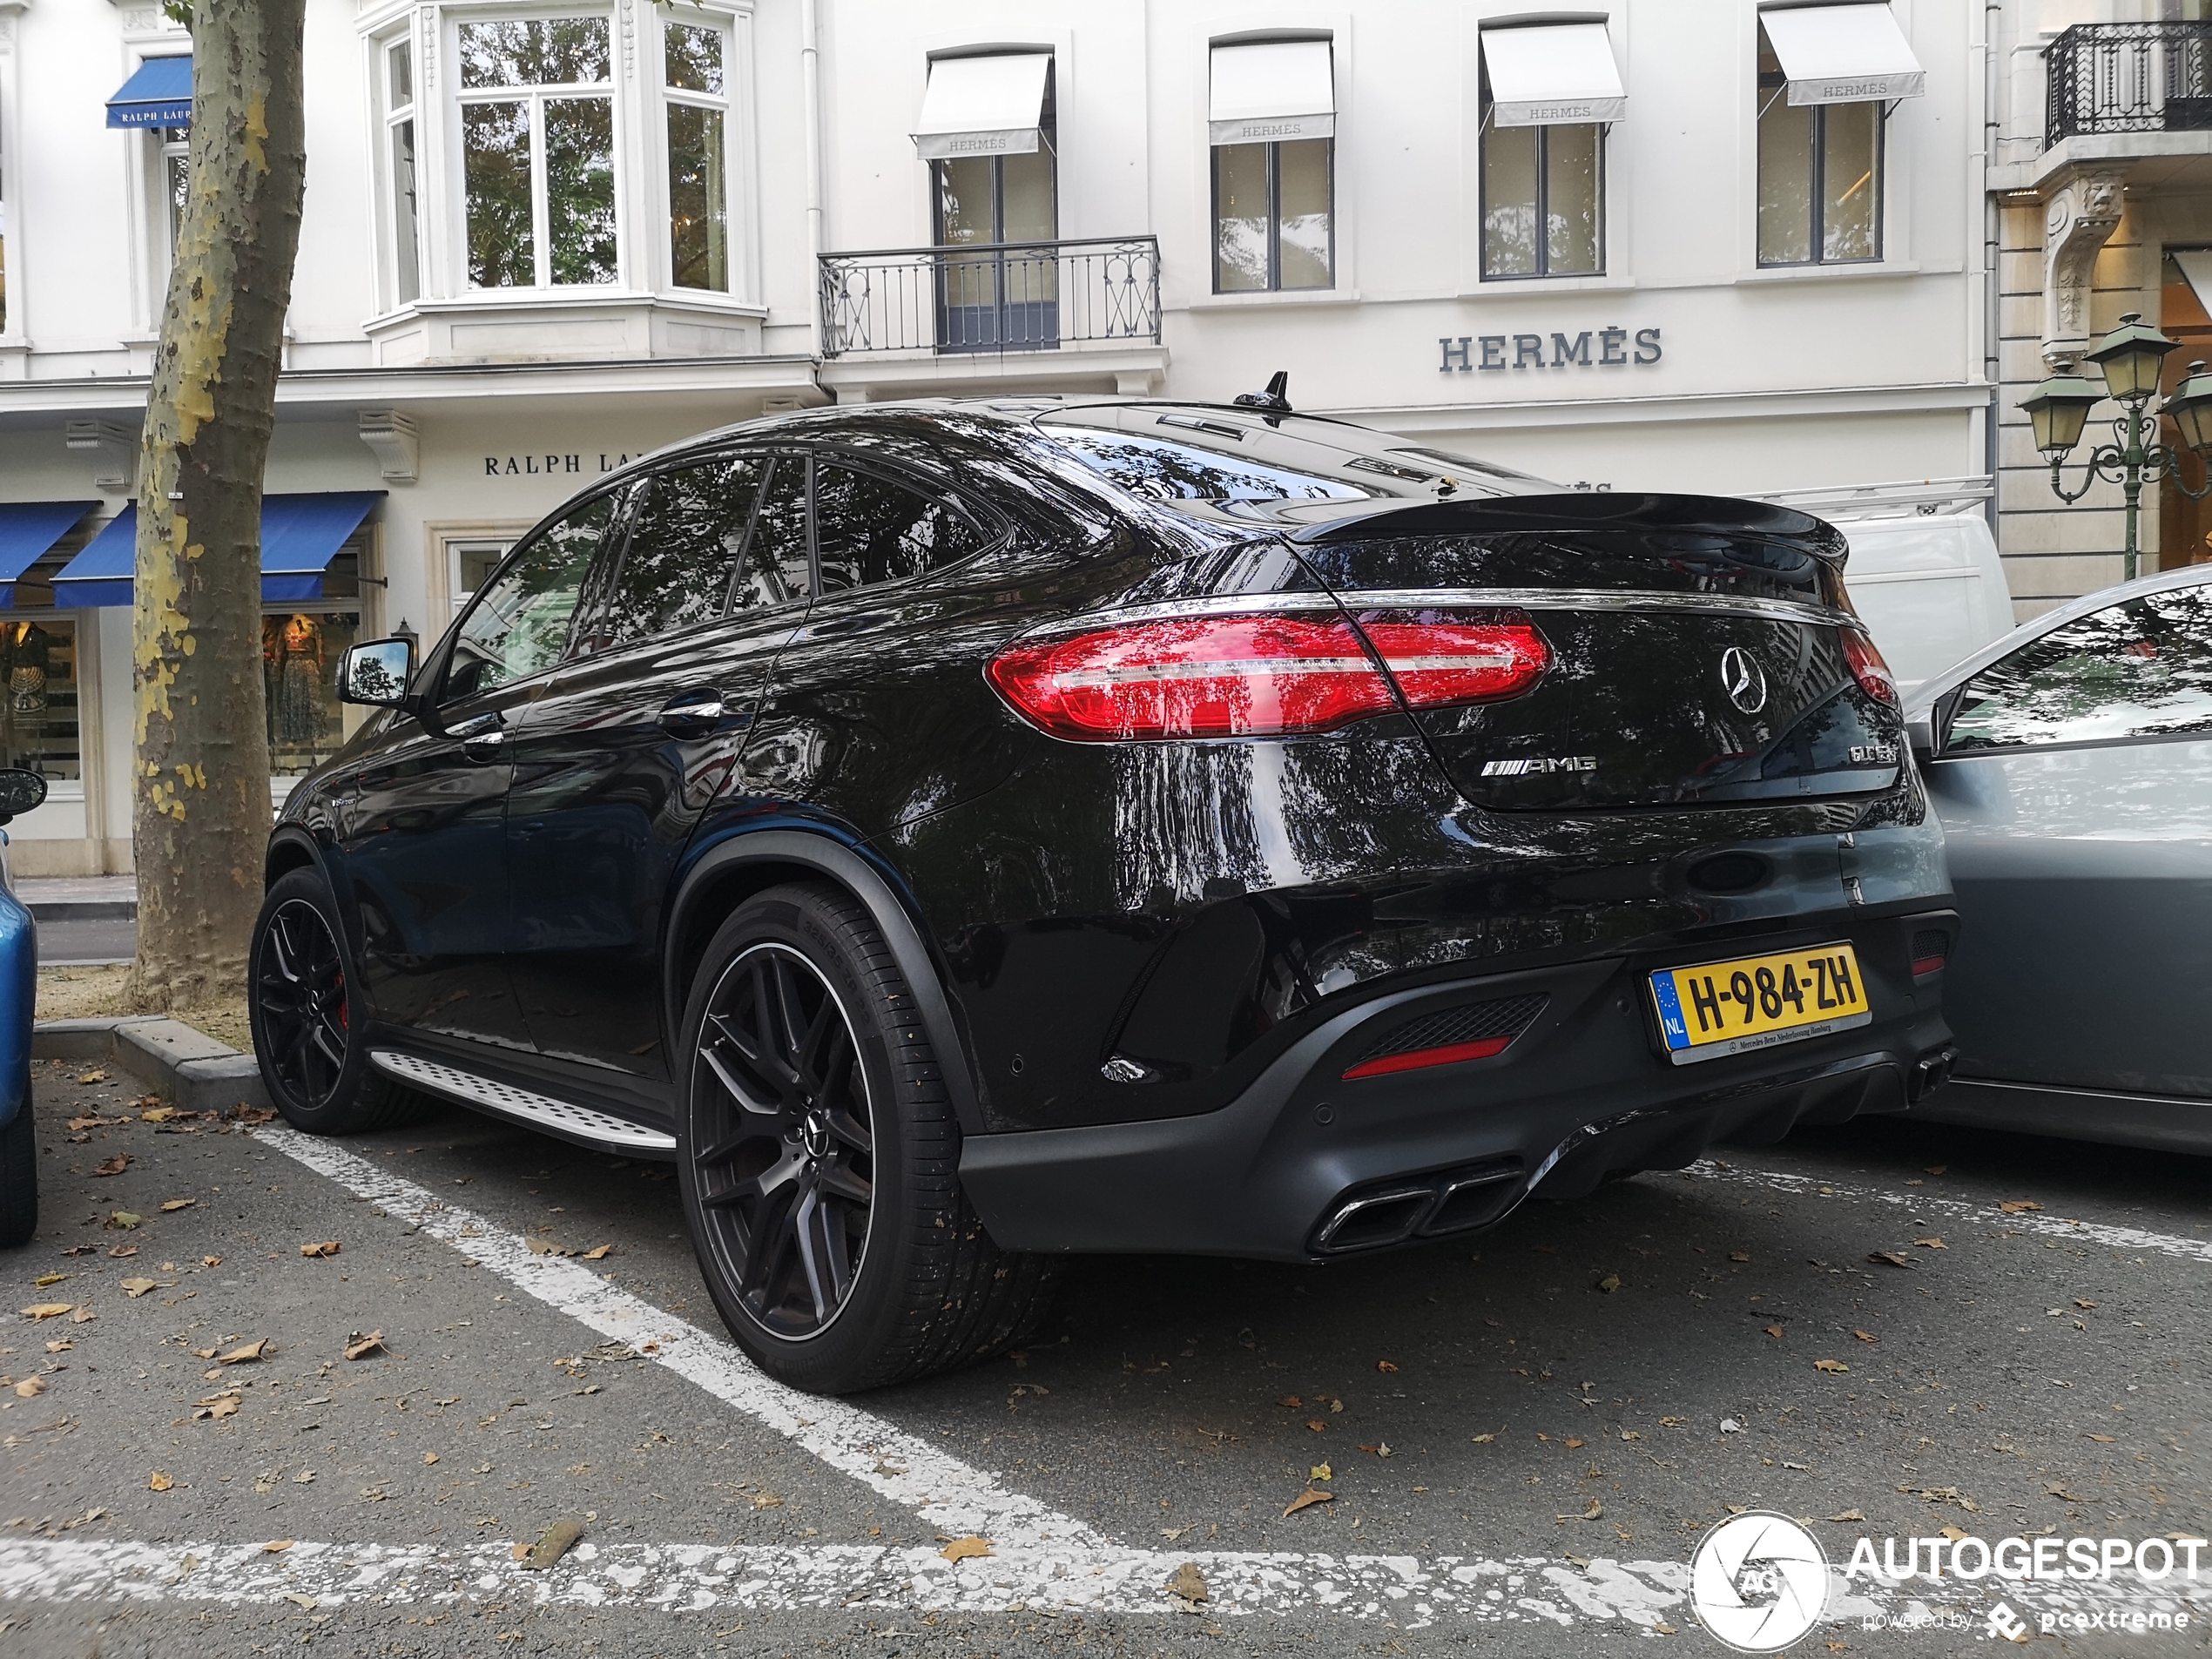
[250,394,1959,1393]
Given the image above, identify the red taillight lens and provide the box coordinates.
[1842,629,1898,705]
[1351,612,1551,711]
[988,616,1399,740]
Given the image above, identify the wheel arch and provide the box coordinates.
[665,830,988,1136]
[264,827,323,891]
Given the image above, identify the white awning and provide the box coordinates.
[1209,39,1334,145]
[1480,24,1627,128]
[1761,4,1924,105]
[911,53,1052,160]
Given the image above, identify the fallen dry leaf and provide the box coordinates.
[286,1594,317,1611]
[77,1070,108,1085]
[226,1105,277,1124]
[1276,1395,1303,1409]
[1357,1442,1393,1457]
[32,1274,65,1288]
[118,1278,166,1298]
[1562,1439,1585,1450]
[1470,1432,1497,1444]
[1814,1359,1851,1373]
[92,1155,129,1177]
[1829,1508,1866,1523]
[70,1307,94,1325]
[1310,1462,1332,1481]
[263,1540,293,1554]
[44,1340,71,1354]
[1998,1199,2043,1215]
[1728,1251,1750,1263]
[1375,1359,1399,1373]
[149,1471,172,1492]
[1764,1325,1784,1339]
[1854,1330,1878,1344]
[196,1396,239,1420]
[2086,1433,2116,1444]
[521,1519,584,1570]
[1282,1489,1333,1517]
[105,1212,140,1231]
[509,1542,530,1561]
[15,1377,47,1398]
[1595,1274,1622,1294]
[158,1199,195,1213]
[1306,1420,1326,1433]
[1925,1165,1947,1176]
[1939,1526,1970,1542]
[2046,1483,2089,1503]
[1913,1238,1946,1250]
[299,1242,341,1258]
[22,1304,72,1321]
[1164,1561,1208,1603]
[202,1256,221,1268]
[1867,1252,1912,1270]
[582,1244,613,1260]
[217,1339,267,1366]
[140,1107,180,1124]
[2074,1298,2096,1311]
[524,1236,572,1257]
[939,1535,994,1562]
[343,1331,387,1361]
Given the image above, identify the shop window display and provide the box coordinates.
[0,618,79,780]
[263,612,361,777]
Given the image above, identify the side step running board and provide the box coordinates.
[368,1050,678,1157]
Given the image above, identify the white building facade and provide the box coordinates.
[0,0,1993,875]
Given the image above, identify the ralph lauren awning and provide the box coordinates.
[910,53,1053,159]
[53,492,384,608]
[1480,23,1628,127]
[1760,4,1924,105]
[0,502,98,610]
[105,56,193,129]
[1209,39,1335,145]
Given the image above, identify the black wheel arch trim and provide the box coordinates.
[665,829,988,1137]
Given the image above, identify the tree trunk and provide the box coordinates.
[128,0,307,1012]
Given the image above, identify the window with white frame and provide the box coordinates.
[385,35,423,304]
[158,125,190,252]
[456,15,618,288]
[664,17,731,292]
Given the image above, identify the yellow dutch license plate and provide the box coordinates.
[1649,942,1870,1065]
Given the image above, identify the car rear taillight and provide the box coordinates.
[1842,629,1898,705]
[987,611,1548,741]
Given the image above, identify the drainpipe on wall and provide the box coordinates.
[802,0,825,364]
[1984,0,2002,537]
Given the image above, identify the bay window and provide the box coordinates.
[385,37,422,304]
[664,21,731,292]
[457,17,617,288]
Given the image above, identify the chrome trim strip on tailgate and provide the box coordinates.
[369,1049,678,1155]
[1030,589,1855,636]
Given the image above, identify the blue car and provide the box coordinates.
[0,769,51,1250]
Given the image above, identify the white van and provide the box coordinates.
[1749,478,2014,694]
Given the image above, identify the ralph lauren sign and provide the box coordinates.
[1440,327,1662,374]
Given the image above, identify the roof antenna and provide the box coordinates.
[1234,371,1293,415]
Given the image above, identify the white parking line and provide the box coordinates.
[3,1536,2204,1634]
[1683,1159,2212,1264]
[256,1126,1105,1553]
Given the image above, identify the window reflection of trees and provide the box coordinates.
[444,496,612,701]
[1039,428,1369,503]
[1950,588,2212,751]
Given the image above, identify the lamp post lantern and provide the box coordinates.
[2025,314,2212,582]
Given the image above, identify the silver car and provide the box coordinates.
[1903,563,2212,1152]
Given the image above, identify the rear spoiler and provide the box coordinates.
[1287,491,1849,564]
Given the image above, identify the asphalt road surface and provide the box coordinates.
[2,1061,2207,1658]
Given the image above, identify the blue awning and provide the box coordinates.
[52,492,384,608]
[106,57,193,129]
[0,502,98,610]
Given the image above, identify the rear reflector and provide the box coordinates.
[988,610,1548,742]
[1843,628,1899,705]
[1910,927,1948,978]
[1342,1035,1514,1080]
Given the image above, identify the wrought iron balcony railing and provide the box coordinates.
[2047,21,2212,146]
[818,236,1161,359]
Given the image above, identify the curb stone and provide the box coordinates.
[32,1015,269,1114]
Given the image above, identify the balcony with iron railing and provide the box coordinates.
[2046,22,2212,147]
[817,236,1161,361]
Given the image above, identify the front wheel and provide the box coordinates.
[247,868,423,1134]
[677,882,1058,1393]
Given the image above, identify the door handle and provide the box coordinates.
[455,711,507,763]
[658,691,750,738]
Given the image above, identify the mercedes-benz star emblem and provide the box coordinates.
[1689,1511,1831,1652]
[1719,647,1769,714]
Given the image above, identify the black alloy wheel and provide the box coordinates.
[677,883,1061,1393]
[247,868,426,1135]
[256,897,351,1111]
[691,941,877,1339]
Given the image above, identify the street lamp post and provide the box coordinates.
[2021,313,2212,583]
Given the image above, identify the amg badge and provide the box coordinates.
[1480,756,1597,777]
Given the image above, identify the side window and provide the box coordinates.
[812,462,981,593]
[739,457,811,609]
[1946,587,2212,752]
[602,455,769,644]
[442,494,613,703]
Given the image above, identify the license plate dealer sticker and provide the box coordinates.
[1649,943,1871,1065]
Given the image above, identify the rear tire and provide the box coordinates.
[0,1096,35,1250]
[676,882,1059,1393]
[248,868,426,1135]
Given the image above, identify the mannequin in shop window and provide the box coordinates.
[2,622,51,772]
[264,614,327,753]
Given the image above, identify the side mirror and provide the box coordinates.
[0,768,47,826]
[1905,711,1938,763]
[339,638,414,708]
